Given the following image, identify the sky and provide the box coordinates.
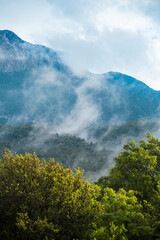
[1,0,160,90]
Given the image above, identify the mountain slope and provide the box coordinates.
[0,30,160,127]
[100,72,160,122]
[0,30,70,72]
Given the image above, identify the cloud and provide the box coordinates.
[55,75,102,138]
[1,0,160,89]
[44,0,160,90]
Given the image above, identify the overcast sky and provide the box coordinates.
[1,0,160,89]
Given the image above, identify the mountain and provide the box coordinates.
[0,30,69,72]
[0,30,77,123]
[0,30,160,127]
[100,72,160,122]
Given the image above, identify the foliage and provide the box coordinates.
[90,188,152,240]
[0,122,158,179]
[95,133,160,239]
[97,133,160,201]
[1,132,160,239]
[0,150,100,240]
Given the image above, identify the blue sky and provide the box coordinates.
[1,0,160,89]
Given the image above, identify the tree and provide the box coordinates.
[90,188,152,240]
[0,149,100,240]
[100,133,160,201]
[95,133,160,239]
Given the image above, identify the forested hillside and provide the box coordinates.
[0,120,159,180]
[1,133,160,239]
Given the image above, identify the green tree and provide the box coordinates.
[100,133,160,201]
[90,188,152,240]
[95,133,160,239]
[0,149,100,240]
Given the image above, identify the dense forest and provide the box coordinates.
[0,120,158,180]
[1,132,160,239]
[0,123,111,180]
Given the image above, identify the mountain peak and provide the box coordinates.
[0,30,24,44]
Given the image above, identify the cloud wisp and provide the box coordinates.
[1,0,160,89]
